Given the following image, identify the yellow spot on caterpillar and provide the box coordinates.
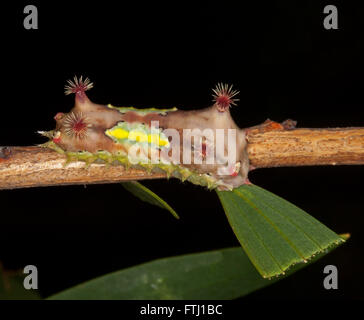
[106,128,129,140]
[106,128,169,147]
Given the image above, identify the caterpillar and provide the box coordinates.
[39,77,250,190]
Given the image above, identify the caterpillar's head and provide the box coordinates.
[39,77,93,147]
[39,76,120,153]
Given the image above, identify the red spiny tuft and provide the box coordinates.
[63,111,90,139]
[64,76,93,98]
[53,137,61,144]
[212,83,239,112]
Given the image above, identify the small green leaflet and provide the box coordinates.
[48,240,347,300]
[217,184,346,279]
[122,181,179,219]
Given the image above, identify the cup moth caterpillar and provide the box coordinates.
[39,77,250,190]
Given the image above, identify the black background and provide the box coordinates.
[0,1,363,299]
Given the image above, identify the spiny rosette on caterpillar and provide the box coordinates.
[64,76,94,99]
[212,83,240,112]
[39,76,250,190]
[62,112,91,140]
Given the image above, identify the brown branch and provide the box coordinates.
[0,124,363,190]
[247,126,364,168]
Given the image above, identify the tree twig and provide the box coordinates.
[0,123,363,190]
[246,126,364,168]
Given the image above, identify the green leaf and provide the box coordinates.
[122,181,179,219]
[48,239,347,300]
[217,184,346,279]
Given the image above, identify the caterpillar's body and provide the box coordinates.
[40,77,250,190]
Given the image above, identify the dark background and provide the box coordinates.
[0,1,363,299]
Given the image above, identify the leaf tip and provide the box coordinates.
[339,233,350,241]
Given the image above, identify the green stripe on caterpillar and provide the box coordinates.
[39,76,250,190]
